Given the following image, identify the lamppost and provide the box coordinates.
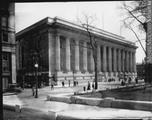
[34,62,38,98]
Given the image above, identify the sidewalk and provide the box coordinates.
[3,82,152,119]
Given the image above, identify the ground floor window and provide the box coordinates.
[2,77,9,90]
[2,52,10,73]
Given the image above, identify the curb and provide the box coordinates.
[47,94,152,111]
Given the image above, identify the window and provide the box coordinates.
[2,53,10,72]
[2,31,8,42]
[2,16,7,27]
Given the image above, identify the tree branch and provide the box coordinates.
[124,21,146,54]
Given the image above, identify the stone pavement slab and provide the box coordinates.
[3,94,152,119]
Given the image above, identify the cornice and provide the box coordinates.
[16,16,137,48]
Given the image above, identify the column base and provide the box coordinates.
[56,71,63,76]
[102,72,108,82]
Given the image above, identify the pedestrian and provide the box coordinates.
[92,82,94,89]
[31,83,35,96]
[121,79,125,86]
[51,82,54,90]
[62,81,63,87]
[83,86,86,91]
[68,80,70,87]
[135,77,138,84]
[128,77,132,84]
[62,81,64,87]
[87,81,90,90]
[77,81,78,85]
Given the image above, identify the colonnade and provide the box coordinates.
[54,34,136,75]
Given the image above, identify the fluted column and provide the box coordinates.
[113,48,117,72]
[108,46,112,72]
[55,34,61,71]
[97,45,101,72]
[12,53,16,83]
[75,40,79,72]
[65,37,71,72]
[133,52,136,72]
[130,52,133,72]
[83,42,87,72]
[48,32,52,76]
[129,51,131,72]
[103,46,107,72]
[118,49,121,72]
[122,50,125,72]
[126,51,129,72]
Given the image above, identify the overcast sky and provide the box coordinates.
[15,1,146,63]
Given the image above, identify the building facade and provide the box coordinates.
[16,17,137,86]
[146,0,152,63]
[1,3,16,90]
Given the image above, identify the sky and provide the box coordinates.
[15,1,146,63]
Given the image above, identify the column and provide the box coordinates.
[108,46,112,72]
[118,49,121,72]
[55,34,61,71]
[122,50,125,72]
[65,37,71,72]
[103,46,107,72]
[97,45,101,72]
[124,51,127,72]
[83,42,87,72]
[129,51,131,72]
[128,51,130,72]
[130,52,133,72]
[126,51,129,72]
[133,52,136,72]
[12,53,16,83]
[75,40,79,72]
[113,48,117,72]
[48,32,53,76]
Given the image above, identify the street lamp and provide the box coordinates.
[34,62,38,98]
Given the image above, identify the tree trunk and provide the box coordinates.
[93,48,98,89]
[94,60,98,89]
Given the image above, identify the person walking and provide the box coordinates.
[92,82,94,89]
[51,81,54,90]
[87,81,90,90]
[68,80,70,87]
[31,83,35,96]
[135,77,138,84]
[62,81,65,87]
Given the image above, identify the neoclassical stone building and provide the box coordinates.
[16,17,137,86]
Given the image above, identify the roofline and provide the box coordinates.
[16,16,137,47]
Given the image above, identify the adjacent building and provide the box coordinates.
[1,3,16,90]
[16,17,137,86]
[147,0,152,64]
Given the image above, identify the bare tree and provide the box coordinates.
[120,0,151,83]
[77,14,98,89]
